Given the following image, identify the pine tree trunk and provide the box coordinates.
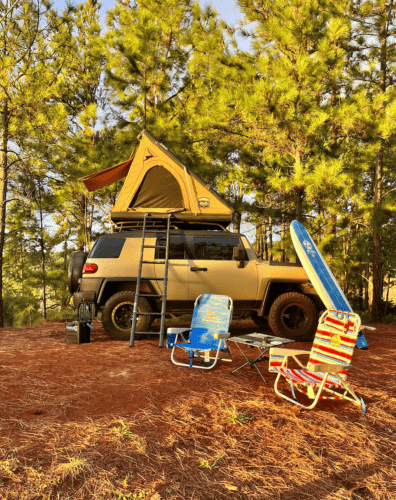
[370,13,388,321]
[263,221,268,260]
[384,274,390,317]
[38,181,47,319]
[0,99,9,328]
[280,213,285,262]
[370,143,384,321]
[77,193,87,251]
[233,211,242,233]
[255,221,261,256]
[364,264,369,311]
[358,278,363,311]
[295,188,303,221]
[268,217,273,261]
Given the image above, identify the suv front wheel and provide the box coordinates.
[268,292,318,342]
[102,291,153,340]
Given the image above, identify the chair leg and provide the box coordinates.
[170,343,232,370]
[335,375,366,414]
[274,372,329,410]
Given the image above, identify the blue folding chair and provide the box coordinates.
[166,294,233,369]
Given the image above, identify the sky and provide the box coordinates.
[52,0,251,49]
[52,0,243,23]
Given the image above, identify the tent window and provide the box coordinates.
[129,166,184,209]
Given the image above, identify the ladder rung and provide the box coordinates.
[139,277,164,280]
[144,230,168,233]
[142,294,163,298]
[142,260,165,264]
[143,245,166,249]
[136,312,163,316]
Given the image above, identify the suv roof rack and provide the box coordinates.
[113,218,229,232]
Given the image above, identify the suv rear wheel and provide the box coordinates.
[102,291,153,340]
[268,292,318,342]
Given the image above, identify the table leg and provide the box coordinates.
[230,344,269,384]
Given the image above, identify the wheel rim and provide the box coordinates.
[111,301,141,332]
[279,303,308,332]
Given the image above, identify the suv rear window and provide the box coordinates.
[89,238,125,258]
[192,236,244,260]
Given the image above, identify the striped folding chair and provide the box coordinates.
[269,310,366,413]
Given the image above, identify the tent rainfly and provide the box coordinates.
[80,130,234,228]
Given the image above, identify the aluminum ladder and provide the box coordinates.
[129,214,171,348]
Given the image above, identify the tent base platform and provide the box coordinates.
[111,212,232,230]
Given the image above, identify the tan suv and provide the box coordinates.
[69,229,323,342]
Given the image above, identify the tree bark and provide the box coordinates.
[0,99,9,328]
[364,263,369,311]
[263,221,268,260]
[38,180,47,319]
[295,188,303,221]
[77,193,87,251]
[370,142,384,320]
[268,217,273,261]
[370,10,388,321]
[233,211,242,233]
[280,213,285,262]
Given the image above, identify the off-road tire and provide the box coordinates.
[251,312,269,330]
[102,291,153,340]
[268,292,318,342]
[68,252,88,294]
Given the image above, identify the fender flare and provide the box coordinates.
[257,279,311,317]
[97,278,158,306]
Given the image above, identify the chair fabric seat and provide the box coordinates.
[272,367,343,389]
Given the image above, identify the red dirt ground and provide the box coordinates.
[0,319,395,499]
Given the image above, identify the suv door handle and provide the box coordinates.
[190,266,207,272]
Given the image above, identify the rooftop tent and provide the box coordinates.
[109,131,234,227]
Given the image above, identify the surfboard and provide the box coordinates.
[290,220,370,349]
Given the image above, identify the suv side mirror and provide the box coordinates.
[233,247,245,268]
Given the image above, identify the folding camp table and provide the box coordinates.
[227,333,294,384]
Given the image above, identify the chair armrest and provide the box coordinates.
[308,363,352,373]
[167,328,191,334]
[361,324,376,331]
[269,348,310,372]
[213,333,230,339]
[270,348,311,357]
[166,328,191,348]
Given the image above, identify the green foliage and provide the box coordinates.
[2,0,396,325]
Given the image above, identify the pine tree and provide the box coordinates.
[0,0,75,327]
[104,0,196,134]
[345,0,396,320]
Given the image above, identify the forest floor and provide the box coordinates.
[0,319,395,500]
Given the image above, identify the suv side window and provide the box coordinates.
[191,236,246,260]
[89,238,125,258]
[155,235,187,260]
